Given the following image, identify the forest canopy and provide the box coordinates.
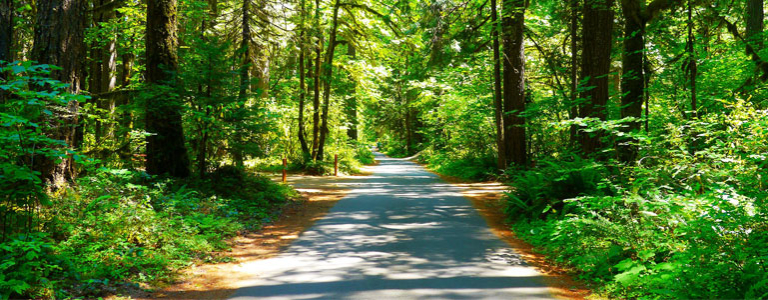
[1,0,768,298]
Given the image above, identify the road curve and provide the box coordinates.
[230,152,554,300]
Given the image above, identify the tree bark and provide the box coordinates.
[316,0,341,161]
[618,0,644,163]
[747,0,764,51]
[238,0,252,101]
[32,0,87,184]
[298,0,310,157]
[578,0,613,156]
[491,0,505,170]
[311,0,322,160]
[501,0,527,167]
[0,0,11,63]
[569,0,579,146]
[145,0,190,177]
[90,0,118,144]
[686,0,697,119]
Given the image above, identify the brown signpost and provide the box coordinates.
[282,158,287,183]
[334,154,339,176]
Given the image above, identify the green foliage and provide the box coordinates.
[506,99,768,299]
[504,155,615,220]
[417,148,497,181]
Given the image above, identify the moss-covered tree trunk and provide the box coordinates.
[145,0,190,177]
[32,0,87,184]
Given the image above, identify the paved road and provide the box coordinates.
[230,153,553,299]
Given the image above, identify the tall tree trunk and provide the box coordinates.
[747,0,764,51]
[686,0,697,119]
[569,0,579,146]
[233,0,252,168]
[578,0,613,156]
[145,0,190,177]
[311,0,322,160]
[618,0,644,163]
[297,0,310,157]
[346,44,359,141]
[90,0,118,145]
[0,0,12,104]
[501,0,527,167]
[238,0,252,100]
[0,0,11,63]
[316,0,341,161]
[32,0,87,184]
[491,0,505,170]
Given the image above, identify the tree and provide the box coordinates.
[578,0,613,156]
[297,0,311,157]
[316,0,342,161]
[501,0,528,167]
[0,0,11,63]
[618,0,688,162]
[746,0,764,51]
[491,0,505,169]
[145,0,190,177]
[32,0,87,184]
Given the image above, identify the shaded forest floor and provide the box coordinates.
[116,160,590,300]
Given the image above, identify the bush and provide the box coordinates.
[504,155,615,220]
[513,188,768,299]
[0,166,298,299]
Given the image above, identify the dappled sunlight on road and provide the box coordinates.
[230,152,552,300]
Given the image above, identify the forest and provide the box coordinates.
[1,0,768,298]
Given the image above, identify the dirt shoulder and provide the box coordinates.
[141,172,361,299]
[413,161,592,300]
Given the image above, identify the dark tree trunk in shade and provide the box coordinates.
[578,0,613,156]
[747,0,764,51]
[569,0,579,146]
[618,0,644,163]
[686,0,697,119]
[0,0,11,63]
[145,0,190,177]
[238,0,252,101]
[491,0,505,170]
[32,0,87,184]
[297,0,310,157]
[233,0,252,168]
[311,0,322,160]
[501,0,527,167]
[316,0,341,161]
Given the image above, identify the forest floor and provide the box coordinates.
[122,157,590,300]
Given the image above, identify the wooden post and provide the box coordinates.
[334,154,339,176]
[282,158,287,183]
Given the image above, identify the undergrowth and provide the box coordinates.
[0,167,298,299]
[503,100,768,299]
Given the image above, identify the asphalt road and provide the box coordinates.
[230,152,553,300]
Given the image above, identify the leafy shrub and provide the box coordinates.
[504,155,615,219]
[419,149,497,181]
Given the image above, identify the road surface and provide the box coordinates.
[230,152,554,299]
